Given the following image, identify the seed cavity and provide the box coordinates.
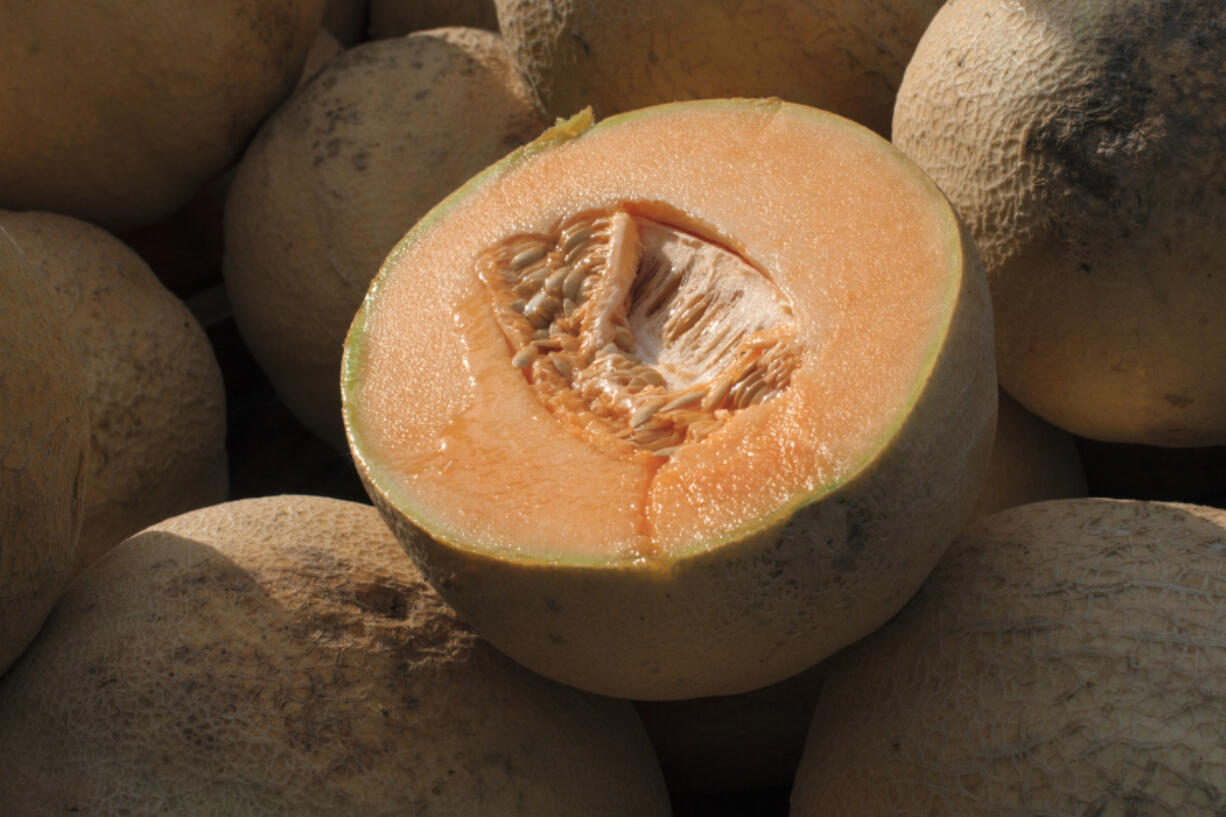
[478,206,800,457]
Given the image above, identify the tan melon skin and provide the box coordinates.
[0,229,88,675]
[792,498,1226,815]
[351,104,999,701]
[0,212,228,579]
[0,496,672,816]
[893,0,1226,446]
[224,27,545,450]
[0,0,324,231]
[495,0,943,136]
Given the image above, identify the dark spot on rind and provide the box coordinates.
[354,580,410,619]
[833,501,872,573]
[1025,38,1155,230]
[1025,0,1226,239]
[571,31,592,57]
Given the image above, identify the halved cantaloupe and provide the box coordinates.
[342,99,997,699]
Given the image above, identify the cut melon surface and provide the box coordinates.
[343,99,997,698]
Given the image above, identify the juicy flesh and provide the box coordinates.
[347,102,959,560]
[480,208,800,459]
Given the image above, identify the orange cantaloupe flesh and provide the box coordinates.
[346,101,960,562]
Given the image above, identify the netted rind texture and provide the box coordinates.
[893,0,1226,445]
[793,498,1226,816]
[0,229,88,674]
[0,211,228,577]
[0,495,671,816]
[224,27,546,449]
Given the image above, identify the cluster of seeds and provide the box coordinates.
[479,208,799,457]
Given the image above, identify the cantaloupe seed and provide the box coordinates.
[479,205,800,459]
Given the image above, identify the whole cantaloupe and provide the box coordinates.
[495,0,944,135]
[0,211,229,578]
[893,0,1226,445]
[224,27,545,449]
[792,498,1226,815]
[0,496,672,816]
[0,228,88,674]
[0,0,325,229]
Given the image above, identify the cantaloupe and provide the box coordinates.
[495,0,944,136]
[0,211,228,578]
[0,228,88,674]
[342,100,997,699]
[0,496,672,816]
[893,0,1226,445]
[791,498,1226,815]
[0,0,325,230]
[224,27,545,449]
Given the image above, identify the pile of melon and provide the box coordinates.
[2,1,1223,815]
